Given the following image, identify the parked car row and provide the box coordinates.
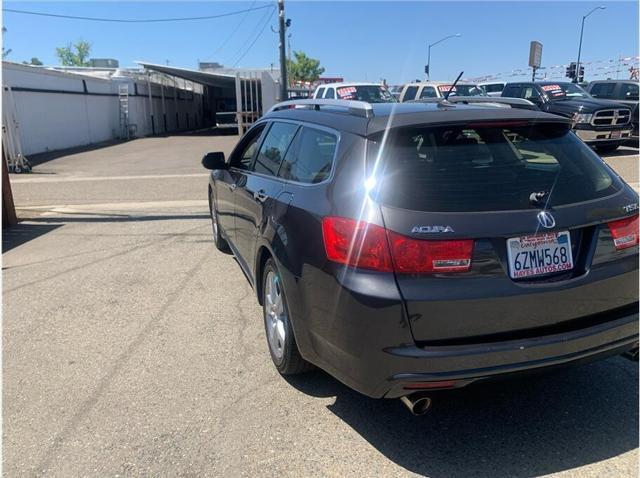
[311,77,637,152]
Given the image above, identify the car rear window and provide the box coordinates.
[369,122,621,212]
[336,85,395,103]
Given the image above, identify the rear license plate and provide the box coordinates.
[611,130,622,139]
[506,231,573,279]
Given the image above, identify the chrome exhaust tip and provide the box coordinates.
[400,394,433,416]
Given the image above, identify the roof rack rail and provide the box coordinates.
[268,99,374,118]
[411,96,539,111]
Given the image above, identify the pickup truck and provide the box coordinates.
[501,81,633,152]
[586,80,639,144]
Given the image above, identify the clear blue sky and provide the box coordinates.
[3,1,639,83]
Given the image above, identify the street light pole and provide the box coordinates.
[426,33,461,81]
[575,5,606,83]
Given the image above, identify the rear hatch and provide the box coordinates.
[369,120,639,345]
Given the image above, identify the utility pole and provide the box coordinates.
[278,0,288,101]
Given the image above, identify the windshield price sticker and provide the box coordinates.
[438,85,456,92]
[507,231,574,279]
[541,84,562,92]
[337,87,357,99]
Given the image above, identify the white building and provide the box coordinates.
[2,61,281,160]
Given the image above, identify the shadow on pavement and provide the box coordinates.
[2,223,62,252]
[599,146,639,159]
[25,214,209,223]
[26,140,127,167]
[286,358,638,477]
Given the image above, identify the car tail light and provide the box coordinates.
[322,216,473,273]
[321,217,393,272]
[387,231,473,273]
[608,215,639,250]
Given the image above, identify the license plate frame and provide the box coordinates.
[506,231,573,279]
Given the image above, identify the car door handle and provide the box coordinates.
[253,190,268,203]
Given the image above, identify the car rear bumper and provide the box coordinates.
[381,311,638,398]
[291,261,639,399]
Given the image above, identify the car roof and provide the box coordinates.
[316,82,384,88]
[588,79,638,84]
[506,81,572,86]
[405,81,478,87]
[263,101,568,136]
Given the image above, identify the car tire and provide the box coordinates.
[596,144,619,154]
[262,258,313,375]
[209,190,231,253]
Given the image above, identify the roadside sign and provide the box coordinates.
[529,41,543,68]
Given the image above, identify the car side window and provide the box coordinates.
[620,83,639,100]
[419,87,437,99]
[590,83,616,99]
[403,86,418,101]
[522,86,540,100]
[502,85,520,98]
[279,126,337,184]
[316,87,325,99]
[229,124,266,170]
[253,122,299,177]
[324,88,335,99]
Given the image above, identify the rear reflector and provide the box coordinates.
[322,217,393,271]
[322,216,473,273]
[608,215,639,250]
[387,231,473,273]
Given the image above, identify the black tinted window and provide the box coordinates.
[502,85,520,97]
[403,86,418,101]
[230,124,266,170]
[253,122,298,176]
[419,87,437,98]
[316,87,325,98]
[279,127,337,184]
[620,83,639,100]
[324,88,335,99]
[589,82,617,99]
[370,123,619,212]
[485,84,504,93]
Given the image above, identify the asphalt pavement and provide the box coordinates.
[3,133,638,477]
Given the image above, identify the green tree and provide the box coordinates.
[23,57,43,66]
[2,27,12,59]
[55,40,91,66]
[287,51,325,83]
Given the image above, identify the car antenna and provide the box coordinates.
[439,71,464,106]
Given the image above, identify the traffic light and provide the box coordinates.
[566,62,576,79]
[578,65,585,83]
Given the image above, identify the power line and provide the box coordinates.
[232,7,276,67]
[227,5,273,65]
[201,0,258,62]
[2,5,273,23]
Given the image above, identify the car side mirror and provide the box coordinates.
[202,152,227,170]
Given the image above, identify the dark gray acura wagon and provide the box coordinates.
[203,99,638,414]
